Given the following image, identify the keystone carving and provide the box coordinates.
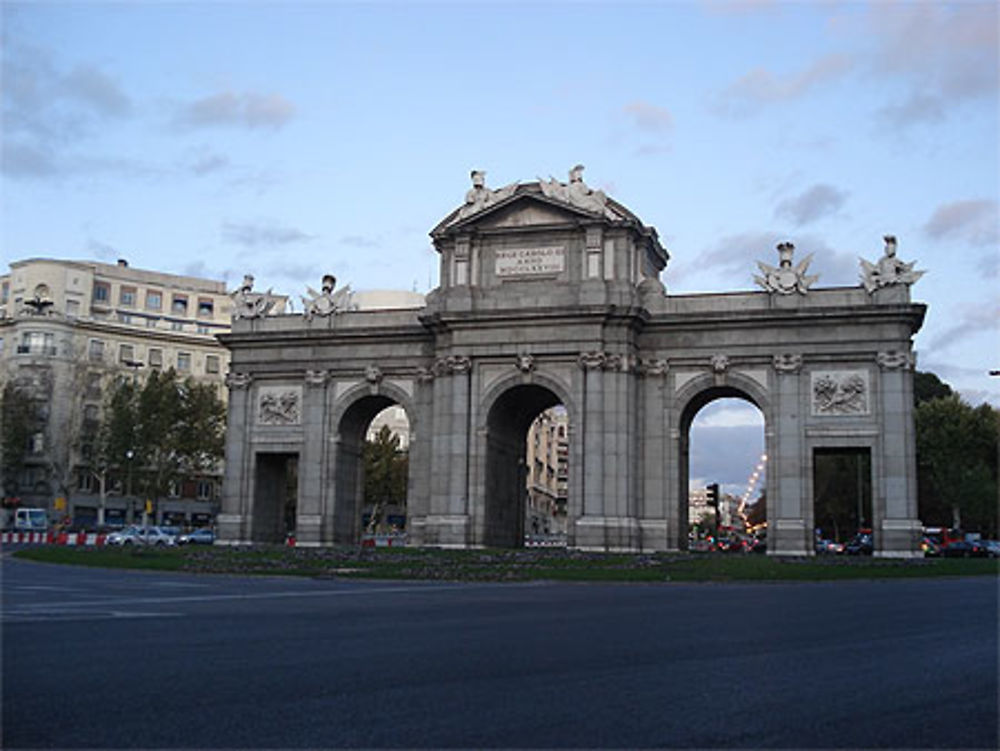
[710,354,730,374]
[365,364,384,384]
[515,353,535,373]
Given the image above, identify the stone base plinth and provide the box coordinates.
[410,514,470,547]
[573,516,642,552]
[877,519,922,558]
[769,518,811,556]
[216,513,249,545]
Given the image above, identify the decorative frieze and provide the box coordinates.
[876,350,915,371]
[578,351,607,371]
[257,386,302,425]
[811,370,870,416]
[304,369,329,387]
[638,357,669,377]
[434,355,472,376]
[225,371,253,390]
[773,353,804,374]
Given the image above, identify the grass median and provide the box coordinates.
[11,544,999,582]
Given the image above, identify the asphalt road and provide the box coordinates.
[2,555,997,749]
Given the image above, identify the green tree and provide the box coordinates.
[914,370,954,406]
[362,425,408,532]
[916,394,998,536]
[96,370,226,518]
[1,382,36,498]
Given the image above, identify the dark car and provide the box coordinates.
[177,528,215,545]
[941,539,987,558]
[844,532,873,556]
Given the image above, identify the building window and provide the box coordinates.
[19,331,55,356]
[117,312,132,324]
[197,299,214,318]
[197,324,211,335]
[177,352,191,371]
[120,286,136,307]
[89,339,106,362]
[171,321,184,331]
[34,283,51,298]
[65,299,80,317]
[146,317,158,328]
[148,348,163,369]
[172,295,188,315]
[29,432,45,454]
[85,372,102,400]
[146,290,162,311]
[205,355,220,374]
[77,472,95,493]
[93,282,110,303]
[119,344,135,364]
[1,281,8,304]
[196,480,215,500]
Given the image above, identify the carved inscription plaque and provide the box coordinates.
[495,246,565,278]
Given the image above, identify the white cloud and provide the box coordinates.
[176,91,296,130]
[712,54,853,117]
[774,184,849,226]
[222,220,313,247]
[926,302,999,354]
[924,200,998,247]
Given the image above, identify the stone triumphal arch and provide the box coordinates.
[219,167,926,556]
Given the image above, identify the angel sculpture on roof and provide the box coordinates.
[302,274,353,320]
[754,242,819,295]
[859,235,925,294]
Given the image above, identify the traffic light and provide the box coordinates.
[706,483,719,507]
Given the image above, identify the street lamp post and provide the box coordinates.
[125,449,135,524]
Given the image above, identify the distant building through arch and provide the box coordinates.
[219,167,926,556]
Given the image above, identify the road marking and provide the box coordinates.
[13,585,77,592]
[3,610,182,623]
[9,583,485,610]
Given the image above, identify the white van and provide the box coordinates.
[14,508,49,531]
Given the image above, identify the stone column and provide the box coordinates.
[770,354,810,555]
[218,371,253,544]
[405,366,435,546]
[425,355,471,545]
[296,369,329,546]
[875,350,921,557]
[639,358,670,551]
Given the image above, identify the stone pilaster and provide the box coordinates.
[296,369,329,546]
[218,371,253,544]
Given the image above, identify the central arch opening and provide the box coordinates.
[484,384,567,548]
[680,387,766,552]
[334,395,411,544]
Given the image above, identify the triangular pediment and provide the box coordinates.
[432,183,631,238]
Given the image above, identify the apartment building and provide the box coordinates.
[526,406,569,536]
[0,257,246,527]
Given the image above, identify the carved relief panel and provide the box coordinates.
[257,385,303,426]
[810,370,870,416]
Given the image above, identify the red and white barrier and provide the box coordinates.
[1,531,108,546]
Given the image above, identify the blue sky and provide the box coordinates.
[3,0,997,497]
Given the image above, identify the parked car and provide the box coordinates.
[107,525,176,546]
[941,539,987,558]
[844,532,873,556]
[981,540,1000,558]
[920,536,941,557]
[815,539,844,554]
[177,528,215,545]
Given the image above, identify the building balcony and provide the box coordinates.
[16,345,58,356]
